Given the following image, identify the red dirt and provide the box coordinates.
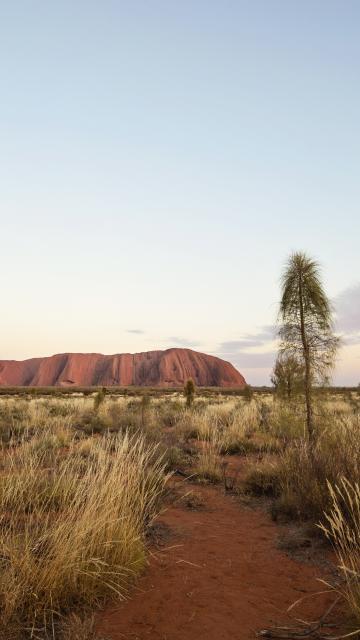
[0,348,246,388]
[97,480,339,640]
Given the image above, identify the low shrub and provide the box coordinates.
[272,415,360,521]
[162,445,191,471]
[243,462,281,497]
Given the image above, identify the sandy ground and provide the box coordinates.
[97,477,340,640]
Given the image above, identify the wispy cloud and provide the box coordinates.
[228,351,277,369]
[343,334,360,346]
[168,336,201,348]
[126,329,145,334]
[220,339,265,350]
[216,325,277,370]
[334,284,360,345]
[251,325,277,341]
[335,284,360,332]
[215,288,360,383]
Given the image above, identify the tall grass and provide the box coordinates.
[273,413,360,520]
[175,398,282,463]
[1,389,359,635]
[320,479,360,624]
[0,428,169,637]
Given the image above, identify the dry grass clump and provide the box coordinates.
[174,399,260,444]
[160,444,193,472]
[0,397,89,447]
[267,400,305,444]
[240,397,360,527]
[203,399,239,426]
[216,401,260,454]
[320,478,360,625]
[70,397,164,448]
[195,446,223,483]
[174,398,279,458]
[158,399,184,427]
[57,613,101,640]
[242,460,281,498]
[0,426,169,638]
[175,409,208,441]
[0,399,33,444]
[194,431,223,483]
[0,394,167,447]
[273,415,360,520]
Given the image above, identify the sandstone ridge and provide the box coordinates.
[0,349,246,388]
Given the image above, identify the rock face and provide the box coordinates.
[0,349,246,388]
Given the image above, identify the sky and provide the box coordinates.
[0,1,359,385]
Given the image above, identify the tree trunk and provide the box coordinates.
[287,377,291,399]
[298,276,314,443]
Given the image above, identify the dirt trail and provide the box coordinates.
[97,480,338,640]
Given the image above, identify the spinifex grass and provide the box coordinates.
[0,431,169,637]
[320,479,360,625]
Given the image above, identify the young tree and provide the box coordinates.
[94,387,106,413]
[141,392,151,427]
[242,384,254,402]
[278,252,339,442]
[271,354,304,399]
[184,378,195,407]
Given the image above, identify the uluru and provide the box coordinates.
[0,348,246,388]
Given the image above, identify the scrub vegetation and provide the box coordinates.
[0,253,358,638]
[0,387,359,637]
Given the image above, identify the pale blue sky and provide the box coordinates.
[1,1,359,384]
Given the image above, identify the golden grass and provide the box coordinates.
[272,414,360,520]
[320,478,360,625]
[0,389,359,635]
[194,438,223,483]
[0,418,169,637]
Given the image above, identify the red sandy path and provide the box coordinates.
[97,481,337,640]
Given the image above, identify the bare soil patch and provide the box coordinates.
[97,478,341,640]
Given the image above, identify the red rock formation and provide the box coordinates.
[0,349,246,387]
